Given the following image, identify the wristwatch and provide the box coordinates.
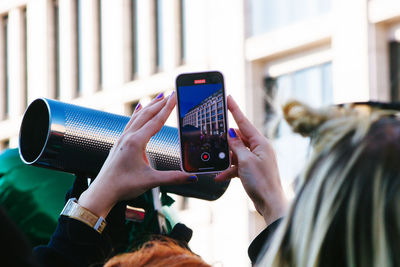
[60,198,107,234]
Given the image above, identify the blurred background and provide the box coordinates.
[0,0,399,265]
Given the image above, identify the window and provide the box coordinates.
[128,101,140,114]
[264,62,333,186]
[51,0,60,99]
[1,15,9,119]
[97,0,103,88]
[155,0,164,71]
[130,0,137,79]
[22,7,28,107]
[265,62,332,117]
[179,0,186,64]
[265,62,333,138]
[390,41,400,101]
[250,0,331,36]
[0,139,9,151]
[75,0,82,96]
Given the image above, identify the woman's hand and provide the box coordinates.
[215,95,287,225]
[78,93,197,218]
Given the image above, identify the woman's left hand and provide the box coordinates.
[78,93,197,218]
[215,96,287,225]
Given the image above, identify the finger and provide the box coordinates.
[236,128,250,148]
[138,93,176,140]
[135,103,143,112]
[129,97,169,132]
[123,103,142,131]
[231,151,238,166]
[148,92,165,106]
[150,170,197,187]
[143,150,149,165]
[149,92,165,104]
[214,166,238,182]
[123,93,164,132]
[227,128,252,162]
[227,95,266,148]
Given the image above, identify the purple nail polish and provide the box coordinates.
[228,128,236,138]
[135,103,141,110]
[169,91,175,98]
[188,175,198,182]
[156,92,164,99]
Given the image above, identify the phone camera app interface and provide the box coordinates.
[178,76,229,173]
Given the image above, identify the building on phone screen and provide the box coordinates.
[182,89,225,135]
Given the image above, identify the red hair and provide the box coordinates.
[104,236,211,267]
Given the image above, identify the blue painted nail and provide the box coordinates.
[228,128,236,138]
[188,175,198,182]
[135,103,141,110]
[156,92,164,99]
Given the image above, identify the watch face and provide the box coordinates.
[61,198,76,215]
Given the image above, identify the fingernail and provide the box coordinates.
[187,175,198,182]
[156,92,164,99]
[169,91,175,98]
[135,103,141,110]
[228,128,236,138]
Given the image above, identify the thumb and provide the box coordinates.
[151,170,198,186]
[228,128,251,162]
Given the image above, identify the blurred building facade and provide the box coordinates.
[0,0,399,266]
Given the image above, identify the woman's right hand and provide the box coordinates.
[215,95,288,225]
[77,93,196,220]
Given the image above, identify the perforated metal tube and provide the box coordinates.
[19,98,229,200]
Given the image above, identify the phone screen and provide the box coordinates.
[176,71,230,173]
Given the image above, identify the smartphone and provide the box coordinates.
[176,71,230,174]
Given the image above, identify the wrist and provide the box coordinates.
[61,198,107,233]
[78,181,118,219]
[259,192,288,226]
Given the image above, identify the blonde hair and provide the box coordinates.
[258,101,400,267]
[104,236,211,267]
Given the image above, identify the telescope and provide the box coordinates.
[19,98,229,200]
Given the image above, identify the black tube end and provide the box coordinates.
[19,99,50,164]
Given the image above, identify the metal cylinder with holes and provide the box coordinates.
[19,98,229,200]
